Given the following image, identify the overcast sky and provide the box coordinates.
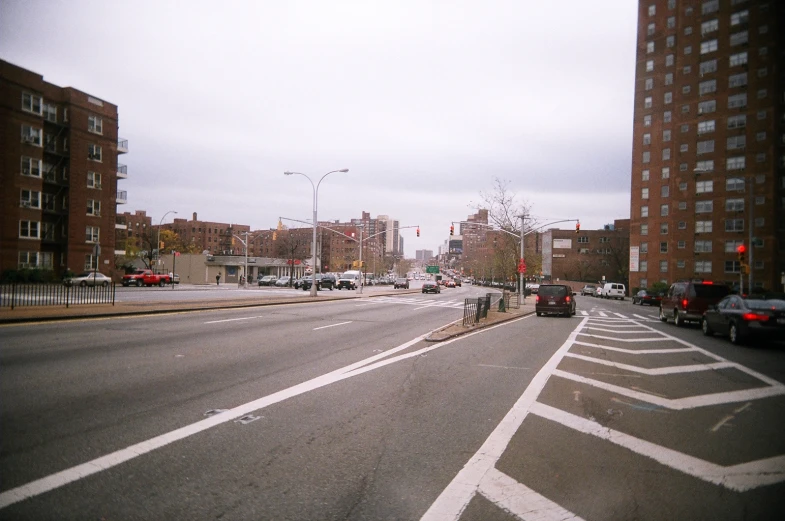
[1,0,638,257]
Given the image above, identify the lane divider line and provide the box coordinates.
[313,321,352,331]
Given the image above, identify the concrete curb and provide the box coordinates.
[425,307,535,342]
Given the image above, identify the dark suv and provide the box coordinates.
[659,280,731,327]
[535,284,576,317]
[301,274,336,291]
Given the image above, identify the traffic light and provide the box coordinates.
[575,221,581,234]
[416,227,420,237]
[736,244,746,263]
[450,224,454,236]
[272,231,277,241]
[159,241,164,249]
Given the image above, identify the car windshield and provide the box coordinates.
[691,284,730,299]
[745,299,785,311]
[539,286,567,297]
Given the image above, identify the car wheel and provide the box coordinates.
[536,312,542,316]
[659,307,668,322]
[136,280,143,287]
[701,318,714,337]
[102,281,109,288]
[80,281,87,287]
[729,322,744,345]
[674,310,684,327]
[159,280,165,287]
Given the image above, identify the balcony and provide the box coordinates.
[115,222,128,230]
[117,163,128,179]
[116,190,127,204]
[117,139,129,154]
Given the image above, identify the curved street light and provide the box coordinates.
[157,210,178,266]
[284,169,349,296]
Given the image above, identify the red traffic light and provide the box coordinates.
[736,244,746,253]
[450,225,454,236]
[416,227,420,237]
[575,221,581,234]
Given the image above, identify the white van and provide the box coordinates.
[337,270,362,290]
[602,282,626,300]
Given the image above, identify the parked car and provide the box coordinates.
[258,275,278,286]
[601,282,626,300]
[632,289,663,306]
[274,276,291,287]
[336,270,361,290]
[660,280,731,327]
[595,286,604,298]
[535,284,576,317]
[528,283,540,294]
[446,280,456,288]
[422,281,441,294]
[580,285,597,296]
[293,277,309,289]
[702,294,785,345]
[394,277,409,289]
[64,272,112,287]
[301,274,336,291]
[453,278,462,287]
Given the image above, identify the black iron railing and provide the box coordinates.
[0,283,116,309]
[462,293,500,326]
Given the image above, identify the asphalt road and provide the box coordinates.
[1,291,783,520]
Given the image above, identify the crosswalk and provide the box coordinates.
[359,295,466,310]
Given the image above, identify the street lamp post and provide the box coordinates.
[284,169,349,296]
[157,210,177,267]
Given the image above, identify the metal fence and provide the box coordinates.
[462,293,500,326]
[504,291,520,310]
[0,283,116,309]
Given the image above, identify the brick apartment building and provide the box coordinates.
[117,210,152,253]
[157,212,250,255]
[0,60,128,279]
[629,1,785,292]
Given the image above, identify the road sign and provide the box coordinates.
[426,265,439,274]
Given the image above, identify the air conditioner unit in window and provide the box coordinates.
[21,201,31,208]
[23,135,36,143]
[94,183,102,189]
[22,168,30,175]
[94,211,101,217]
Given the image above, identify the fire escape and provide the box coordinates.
[41,106,69,272]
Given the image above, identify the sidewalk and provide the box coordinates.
[425,298,536,342]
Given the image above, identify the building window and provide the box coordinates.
[755,196,765,205]
[728,132,749,149]
[729,51,748,67]
[755,131,765,141]
[22,92,43,114]
[21,125,42,147]
[43,103,57,122]
[642,224,649,236]
[697,140,715,154]
[726,156,746,170]
[21,156,42,177]
[663,129,672,141]
[684,46,693,55]
[678,221,687,230]
[644,96,652,109]
[756,153,766,163]
[665,73,673,85]
[696,159,714,172]
[644,114,652,126]
[757,89,767,99]
[726,177,745,191]
[662,148,671,160]
[645,78,654,91]
[640,242,648,253]
[646,60,654,72]
[667,35,675,47]
[697,120,715,134]
[666,54,674,67]
[695,261,712,273]
[647,41,655,54]
[729,73,748,88]
[681,104,689,114]
[643,151,651,164]
[88,115,103,135]
[661,185,670,198]
[754,217,764,228]
[757,67,767,78]
[87,171,102,189]
[679,182,687,191]
[726,198,744,211]
[700,59,717,75]
[725,261,741,273]
[660,260,668,273]
[730,31,748,46]
[702,0,719,15]
[759,46,768,57]
[685,26,693,35]
[664,92,672,104]
[641,205,649,218]
[648,4,656,16]
[731,10,749,25]
[680,164,688,172]
[700,40,718,54]
[642,169,650,181]
[683,85,691,94]
[701,19,719,35]
[664,111,672,123]
[695,240,712,252]
[643,133,651,145]
[648,22,655,36]
[698,100,716,114]
[20,189,41,209]
[725,219,744,232]
[84,254,98,271]
[696,180,714,193]
[727,114,746,129]
[725,239,744,253]
[87,199,101,216]
[662,167,670,179]
[680,144,689,152]
[667,17,675,29]
[678,201,687,210]
[696,201,714,213]
[88,144,102,162]
[661,204,669,217]
[699,79,716,95]
[86,226,100,243]
[19,220,40,239]
[696,220,713,233]
[642,188,649,199]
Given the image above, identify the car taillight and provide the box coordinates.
[681,299,688,309]
[565,296,571,303]
[741,312,769,322]
[536,295,540,303]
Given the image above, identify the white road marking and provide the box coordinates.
[598,311,608,317]
[573,341,697,355]
[613,312,627,318]
[420,318,588,521]
[577,332,668,343]
[584,327,652,334]
[479,364,531,371]
[313,321,352,330]
[477,468,584,521]
[633,314,649,320]
[564,353,736,376]
[204,315,264,324]
[531,402,785,492]
[580,310,589,316]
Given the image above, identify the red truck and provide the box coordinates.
[122,269,175,287]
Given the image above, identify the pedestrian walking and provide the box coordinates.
[216,273,221,285]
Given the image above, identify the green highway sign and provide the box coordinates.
[426,265,439,274]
